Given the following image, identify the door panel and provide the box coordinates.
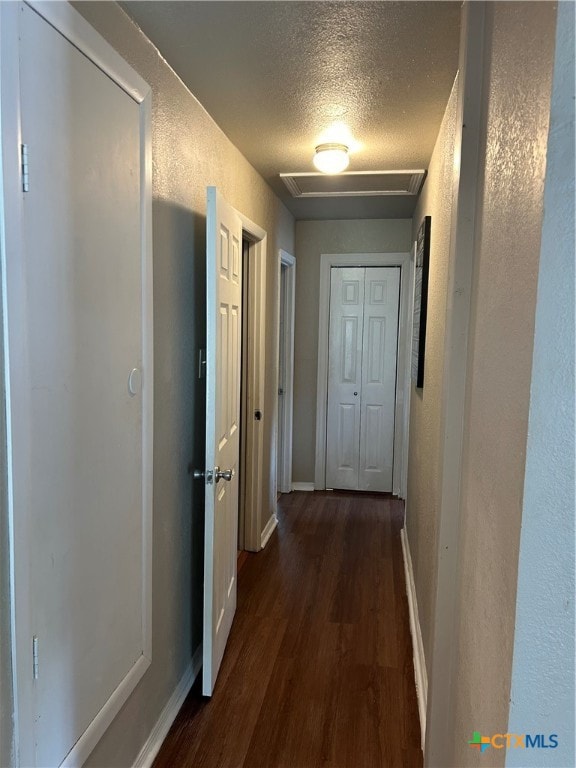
[366,317,385,382]
[341,317,360,382]
[337,404,357,469]
[326,268,365,490]
[359,268,400,490]
[203,187,242,695]
[364,404,384,470]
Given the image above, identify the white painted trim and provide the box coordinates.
[62,657,151,768]
[1,4,153,765]
[238,213,267,553]
[132,645,203,768]
[260,514,278,549]
[279,251,296,266]
[280,170,426,198]
[27,1,149,103]
[277,250,296,495]
[140,62,154,673]
[291,482,315,492]
[401,526,427,752]
[314,252,411,496]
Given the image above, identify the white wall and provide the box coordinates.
[506,3,575,765]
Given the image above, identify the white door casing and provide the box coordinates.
[314,253,411,495]
[276,249,295,495]
[277,265,286,486]
[326,268,365,490]
[1,3,153,766]
[203,187,242,695]
[326,267,400,492]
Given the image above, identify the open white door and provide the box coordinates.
[202,187,243,695]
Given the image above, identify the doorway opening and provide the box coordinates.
[238,237,250,551]
[236,221,267,552]
[276,249,296,495]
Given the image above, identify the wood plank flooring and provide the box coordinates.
[153,491,423,768]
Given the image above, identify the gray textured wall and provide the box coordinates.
[506,3,575,764]
[292,219,411,484]
[405,74,459,675]
[407,8,558,764]
[451,4,556,766]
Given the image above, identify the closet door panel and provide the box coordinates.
[358,268,400,491]
[326,268,365,489]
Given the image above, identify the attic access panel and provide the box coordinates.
[280,170,426,198]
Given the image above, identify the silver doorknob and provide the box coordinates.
[192,468,214,484]
[214,467,235,483]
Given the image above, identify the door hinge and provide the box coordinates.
[21,144,29,193]
[32,636,39,679]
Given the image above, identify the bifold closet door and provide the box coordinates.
[326,266,400,492]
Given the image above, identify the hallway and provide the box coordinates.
[153,492,422,768]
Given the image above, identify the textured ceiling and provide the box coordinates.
[121,1,460,220]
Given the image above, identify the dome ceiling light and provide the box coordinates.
[313,143,350,174]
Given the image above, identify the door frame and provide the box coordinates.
[0,2,153,765]
[425,3,487,761]
[276,250,296,495]
[237,213,267,552]
[314,252,411,496]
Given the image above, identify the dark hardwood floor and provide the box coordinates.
[153,491,423,768]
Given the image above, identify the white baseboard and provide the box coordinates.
[260,514,278,548]
[400,526,428,752]
[133,644,203,768]
[291,482,315,492]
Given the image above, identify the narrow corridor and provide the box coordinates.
[153,491,422,768]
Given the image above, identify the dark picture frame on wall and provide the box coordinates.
[411,216,431,389]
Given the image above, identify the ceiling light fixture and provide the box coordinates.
[313,143,350,174]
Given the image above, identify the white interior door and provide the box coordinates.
[203,187,242,695]
[359,267,400,490]
[326,267,400,492]
[326,267,365,490]
[2,4,152,766]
